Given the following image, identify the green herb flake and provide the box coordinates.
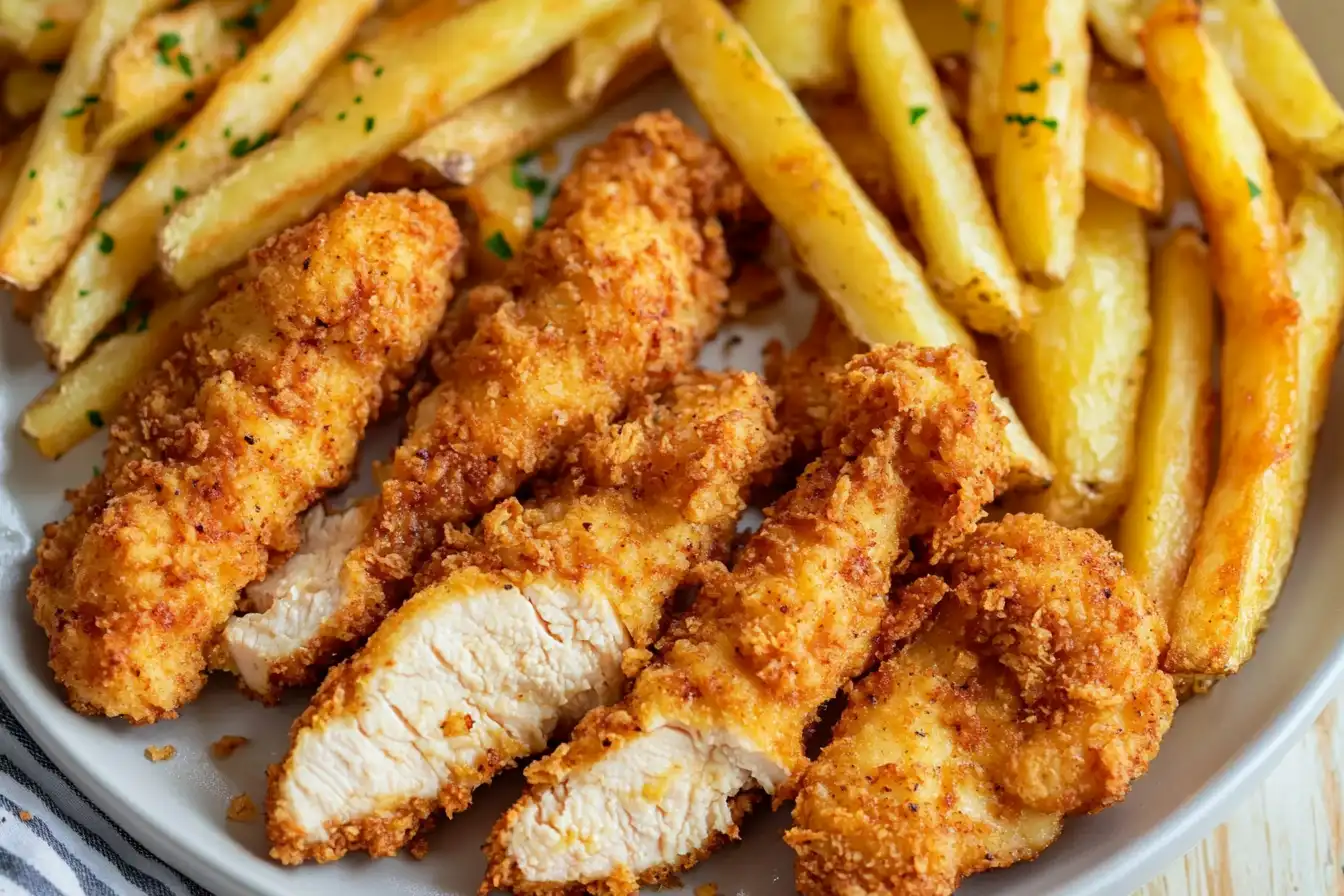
[345,51,372,63]
[336,111,347,121]
[511,164,547,197]
[97,232,115,254]
[1016,79,1040,93]
[156,31,181,65]
[374,66,384,77]
[37,18,55,30]
[176,138,188,150]
[1041,117,1059,131]
[484,231,513,260]
[533,214,547,230]
[1248,177,1262,199]
[86,410,104,428]
[92,465,101,477]
[515,150,538,165]
[172,185,188,202]
[178,54,194,77]
[716,28,726,42]
[1048,60,1064,76]
[908,106,928,126]
[26,169,35,179]
[353,94,362,104]
[364,116,375,133]
[960,7,980,24]
[78,289,89,297]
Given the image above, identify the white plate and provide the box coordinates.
[3,5,1344,894]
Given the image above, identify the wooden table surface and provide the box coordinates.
[1138,694,1343,895]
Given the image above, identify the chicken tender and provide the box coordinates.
[767,301,864,465]
[483,344,1011,895]
[265,370,784,864]
[788,515,1177,896]
[223,112,750,698]
[28,192,461,723]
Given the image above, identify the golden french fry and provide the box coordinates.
[2,64,56,118]
[1116,228,1215,622]
[0,125,37,228]
[1088,0,1152,68]
[850,0,1026,336]
[1005,187,1150,528]
[736,0,848,92]
[159,0,627,292]
[0,0,169,294]
[1202,0,1344,170]
[1146,0,1300,677]
[565,0,658,103]
[660,0,1052,489]
[88,1,255,153]
[966,0,1006,157]
[1089,74,1193,216]
[0,0,88,62]
[35,0,380,369]
[1085,103,1164,212]
[995,0,1090,285]
[21,285,216,458]
[804,94,907,225]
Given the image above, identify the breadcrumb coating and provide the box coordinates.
[788,514,1177,895]
[483,344,1011,895]
[28,191,460,723]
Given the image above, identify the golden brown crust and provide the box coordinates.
[28,191,459,723]
[788,514,1177,895]
[284,112,751,686]
[766,302,865,468]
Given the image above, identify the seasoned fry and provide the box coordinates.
[660,0,1052,488]
[0,0,88,62]
[850,0,1026,336]
[35,0,380,369]
[1145,0,1300,677]
[967,0,1006,157]
[1084,104,1164,213]
[1005,187,1150,529]
[87,1,254,153]
[2,64,56,119]
[1116,229,1215,622]
[1202,0,1344,170]
[159,0,628,291]
[21,286,216,459]
[804,95,906,224]
[565,0,658,103]
[0,0,168,294]
[995,0,1090,285]
[736,0,847,92]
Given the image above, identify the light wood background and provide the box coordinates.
[1138,696,1343,895]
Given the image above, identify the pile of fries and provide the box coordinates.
[4,0,1344,693]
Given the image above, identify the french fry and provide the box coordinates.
[995,0,1090,285]
[1090,74,1193,215]
[0,125,36,227]
[565,0,658,104]
[1005,187,1150,528]
[1088,0,1150,68]
[1145,0,1300,677]
[0,0,88,62]
[849,0,1026,336]
[159,0,628,291]
[458,161,535,279]
[21,285,216,458]
[1085,103,1163,212]
[2,64,56,119]
[0,0,169,294]
[1202,0,1344,170]
[87,0,256,153]
[804,95,906,225]
[966,0,1006,157]
[660,0,1052,488]
[736,0,848,92]
[35,0,380,369]
[1116,228,1215,622]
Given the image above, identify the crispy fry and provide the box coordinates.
[736,0,847,92]
[1202,0,1344,170]
[0,0,169,294]
[967,0,1006,157]
[660,0,1052,488]
[1005,187,1150,528]
[850,0,1026,336]
[35,0,380,369]
[21,286,216,459]
[1116,229,1215,622]
[995,0,1090,285]
[2,64,56,119]
[0,0,88,62]
[804,94,906,224]
[1085,104,1163,213]
[1145,0,1300,676]
[565,0,658,104]
[159,0,627,291]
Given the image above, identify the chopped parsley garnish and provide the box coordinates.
[1016,79,1040,93]
[92,465,101,477]
[172,185,188,202]
[176,138,188,150]
[533,214,547,230]
[225,1,268,30]
[229,132,273,157]
[484,231,513,260]
[374,66,384,77]
[1005,112,1038,128]
[86,410,104,428]
[364,116,375,133]
[908,105,928,126]
[716,28,726,42]
[26,169,35,179]
[178,54,194,77]
[97,232,115,254]
[60,93,98,118]
[336,111,347,121]
[37,18,55,30]
[345,51,372,63]
[960,7,980,24]
[511,164,547,197]
[78,289,89,297]
[1041,117,1059,131]
[156,31,181,65]
[1248,177,1262,199]
[1048,60,1064,76]
[515,150,538,165]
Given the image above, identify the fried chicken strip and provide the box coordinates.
[265,370,784,864]
[767,301,864,465]
[483,344,1011,895]
[222,112,749,699]
[788,515,1177,895]
[28,192,461,723]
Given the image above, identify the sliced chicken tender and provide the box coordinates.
[484,344,1013,896]
[251,111,752,694]
[28,192,459,723]
[787,515,1177,896]
[266,371,783,864]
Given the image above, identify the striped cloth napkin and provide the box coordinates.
[0,701,206,896]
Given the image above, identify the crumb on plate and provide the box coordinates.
[18,811,32,822]
[210,735,250,759]
[695,884,719,896]
[227,794,258,823]
[143,745,176,762]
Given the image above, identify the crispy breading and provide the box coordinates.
[265,370,783,864]
[256,112,750,692]
[788,515,1176,895]
[766,301,865,466]
[27,192,460,723]
[482,344,1011,895]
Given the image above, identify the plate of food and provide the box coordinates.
[2,0,1343,894]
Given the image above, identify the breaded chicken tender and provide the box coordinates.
[483,344,1011,896]
[265,370,784,864]
[28,192,461,723]
[788,514,1177,896]
[223,112,750,698]
[767,301,864,465]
